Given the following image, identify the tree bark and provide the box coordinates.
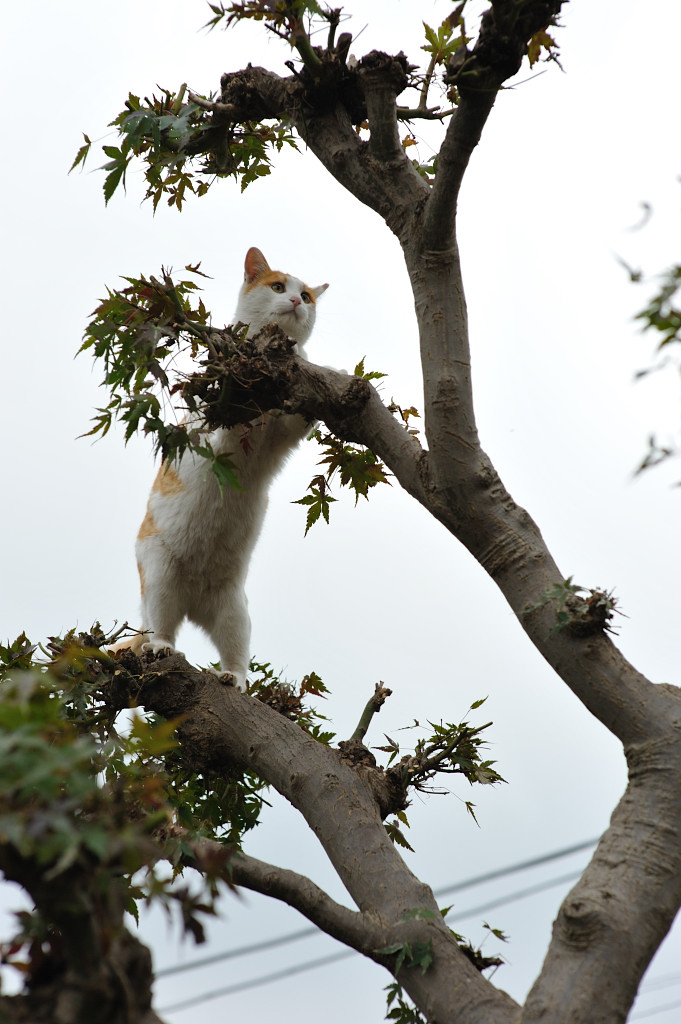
[184,2,681,1019]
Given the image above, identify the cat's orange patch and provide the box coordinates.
[243,269,318,303]
[152,462,184,495]
[243,270,287,294]
[137,507,159,541]
[137,560,146,597]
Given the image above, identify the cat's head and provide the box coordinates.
[235,247,329,346]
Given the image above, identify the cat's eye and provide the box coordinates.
[271,282,285,293]
[301,291,311,304]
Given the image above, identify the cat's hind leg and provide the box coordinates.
[136,550,186,659]
[195,584,251,691]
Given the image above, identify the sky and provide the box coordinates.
[2,1,681,1022]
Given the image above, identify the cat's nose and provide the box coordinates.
[290,295,301,309]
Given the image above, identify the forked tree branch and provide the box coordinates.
[188,842,384,953]
[109,652,518,1024]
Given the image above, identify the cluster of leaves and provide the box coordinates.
[636,263,681,349]
[385,981,427,1024]
[168,767,267,852]
[0,628,226,978]
[388,399,421,439]
[381,908,506,1021]
[204,0,355,80]
[379,936,433,975]
[295,428,391,532]
[419,9,470,108]
[247,660,335,744]
[72,84,296,208]
[378,701,505,828]
[206,0,329,33]
[628,260,681,473]
[534,577,622,637]
[527,26,561,68]
[79,264,254,490]
[292,356,392,533]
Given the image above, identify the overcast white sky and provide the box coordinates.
[2,1,681,1022]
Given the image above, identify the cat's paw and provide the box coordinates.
[219,671,246,692]
[141,639,180,659]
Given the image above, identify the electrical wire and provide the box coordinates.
[155,836,598,979]
[629,996,681,1021]
[638,972,681,993]
[158,865,587,1014]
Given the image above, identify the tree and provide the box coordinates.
[2,2,681,1023]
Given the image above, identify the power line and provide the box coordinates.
[160,950,354,1014]
[154,927,315,978]
[431,837,596,898]
[629,996,681,1021]
[155,836,597,980]
[639,972,681,994]
[158,866,586,1015]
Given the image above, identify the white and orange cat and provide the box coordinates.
[119,247,328,688]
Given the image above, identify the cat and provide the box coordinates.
[116,247,328,689]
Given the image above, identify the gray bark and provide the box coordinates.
[183,1,681,1020]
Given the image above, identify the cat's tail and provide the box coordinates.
[108,629,180,661]
[107,629,151,656]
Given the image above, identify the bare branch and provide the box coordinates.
[349,682,393,742]
[187,91,240,117]
[226,850,382,952]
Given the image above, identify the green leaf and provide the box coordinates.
[483,921,509,942]
[403,907,437,921]
[211,453,244,493]
[69,133,92,173]
[464,800,479,825]
[103,162,127,204]
[385,819,415,852]
[353,356,387,381]
[292,486,337,535]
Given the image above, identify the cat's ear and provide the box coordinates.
[311,283,329,300]
[244,247,270,283]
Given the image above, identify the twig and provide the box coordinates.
[397,105,458,121]
[419,51,439,111]
[350,682,393,742]
[159,273,219,358]
[187,90,238,117]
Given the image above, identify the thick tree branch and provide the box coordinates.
[521,736,681,1024]
[239,330,433,506]
[424,0,566,249]
[108,653,519,1024]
